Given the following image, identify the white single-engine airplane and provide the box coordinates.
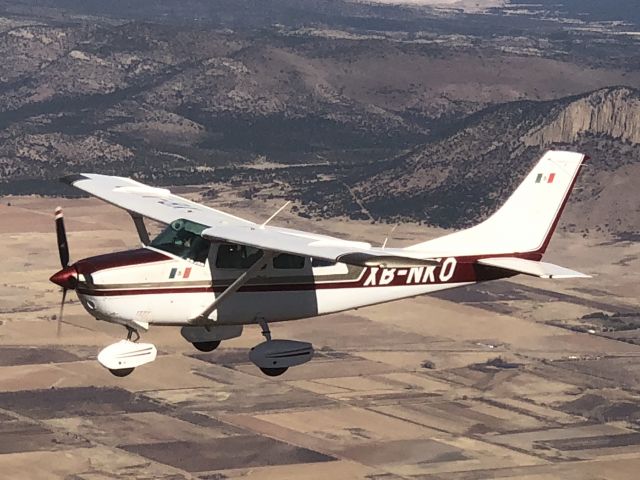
[50,150,590,377]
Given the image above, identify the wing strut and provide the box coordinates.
[129,212,150,245]
[191,251,275,324]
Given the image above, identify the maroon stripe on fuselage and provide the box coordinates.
[76,260,516,296]
[74,248,170,276]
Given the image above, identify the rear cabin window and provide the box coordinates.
[273,254,305,269]
[150,219,210,263]
[216,244,263,269]
[311,258,336,268]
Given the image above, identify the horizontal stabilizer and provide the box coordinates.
[477,257,591,279]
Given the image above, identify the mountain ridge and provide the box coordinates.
[348,86,640,236]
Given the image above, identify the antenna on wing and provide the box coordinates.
[381,223,398,249]
[261,200,291,228]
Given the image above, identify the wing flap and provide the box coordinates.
[477,257,591,279]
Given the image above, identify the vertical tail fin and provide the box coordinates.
[408,150,586,258]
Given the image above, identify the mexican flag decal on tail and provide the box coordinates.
[535,172,556,184]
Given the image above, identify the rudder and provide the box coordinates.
[407,150,586,258]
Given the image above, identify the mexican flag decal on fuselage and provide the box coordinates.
[535,172,556,184]
[169,267,191,279]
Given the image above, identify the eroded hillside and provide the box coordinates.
[351,87,640,236]
[0,1,637,237]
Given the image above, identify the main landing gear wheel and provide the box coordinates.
[259,367,288,377]
[109,367,135,377]
[249,319,313,377]
[192,340,221,352]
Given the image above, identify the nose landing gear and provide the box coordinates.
[109,366,135,377]
[97,326,157,377]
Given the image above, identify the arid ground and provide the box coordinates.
[0,191,639,479]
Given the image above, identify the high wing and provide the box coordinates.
[200,224,437,267]
[63,173,438,267]
[62,173,252,228]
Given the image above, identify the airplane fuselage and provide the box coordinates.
[67,245,515,328]
[47,150,588,377]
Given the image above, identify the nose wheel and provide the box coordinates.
[109,367,135,377]
[107,326,141,377]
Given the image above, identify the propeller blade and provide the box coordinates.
[57,288,67,338]
[55,206,70,268]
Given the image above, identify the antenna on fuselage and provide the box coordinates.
[381,223,398,249]
[261,200,291,229]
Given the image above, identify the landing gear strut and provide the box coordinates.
[108,326,141,377]
[259,318,272,342]
[256,319,286,377]
[126,326,140,342]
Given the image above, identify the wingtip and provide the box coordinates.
[60,174,89,186]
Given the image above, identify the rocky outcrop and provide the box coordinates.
[524,87,640,146]
[346,86,640,235]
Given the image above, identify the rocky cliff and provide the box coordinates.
[524,87,640,146]
[346,86,640,236]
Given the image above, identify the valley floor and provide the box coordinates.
[0,194,639,479]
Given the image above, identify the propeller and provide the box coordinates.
[55,206,69,268]
[52,206,73,337]
[58,288,67,337]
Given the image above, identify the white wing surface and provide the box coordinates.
[63,173,251,228]
[64,173,437,267]
[200,224,438,267]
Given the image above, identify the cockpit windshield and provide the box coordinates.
[150,218,210,263]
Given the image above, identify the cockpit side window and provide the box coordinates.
[187,236,210,264]
[150,219,210,263]
[215,244,263,269]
